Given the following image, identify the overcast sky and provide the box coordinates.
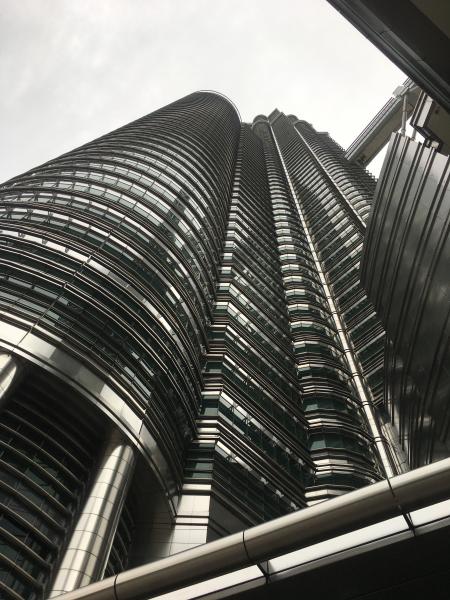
[0,0,404,183]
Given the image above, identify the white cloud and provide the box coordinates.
[0,0,404,181]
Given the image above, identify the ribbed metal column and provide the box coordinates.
[0,352,22,410]
[50,429,136,596]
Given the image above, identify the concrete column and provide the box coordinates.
[50,428,136,596]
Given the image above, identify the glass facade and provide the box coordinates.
[0,92,402,597]
[0,92,241,494]
[252,113,385,501]
[0,368,106,600]
[186,125,313,535]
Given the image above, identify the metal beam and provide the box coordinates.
[52,458,450,600]
[345,79,420,165]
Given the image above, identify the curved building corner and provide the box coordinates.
[0,91,241,598]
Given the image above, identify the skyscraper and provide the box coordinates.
[0,91,406,599]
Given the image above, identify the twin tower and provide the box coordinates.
[0,92,401,598]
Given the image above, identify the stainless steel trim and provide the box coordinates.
[344,78,420,165]
[0,324,178,511]
[293,127,367,230]
[49,457,450,600]
[268,125,397,478]
[0,352,22,410]
[50,429,136,596]
[361,133,450,467]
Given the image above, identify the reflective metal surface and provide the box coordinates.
[326,1,450,114]
[268,123,396,479]
[0,91,242,507]
[251,112,401,498]
[0,330,176,509]
[361,133,450,466]
[50,457,450,600]
[293,126,368,230]
[0,89,435,599]
[410,90,450,154]
[0,352,22,410]
[50,429,136,596]
[345,78,420,166]
[0,363,108,599]
[184,123,313,538]
[152,499,450,599]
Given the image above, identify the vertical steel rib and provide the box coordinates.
[269,125,396,479]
